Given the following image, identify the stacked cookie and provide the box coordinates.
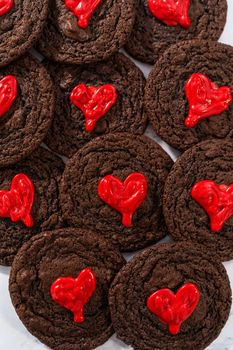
[0,1,233,350]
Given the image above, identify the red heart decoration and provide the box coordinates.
[147,283,200,335]
[0,0,14,16]
[148,0,191,28]
[192,180,233,232]
[98,172,148,227]
[185,73,232,128]
[0,174,34,227]
[64,0,102,28]
[0,75,18,118]
[70,83,117,132]
[50,268,96,323]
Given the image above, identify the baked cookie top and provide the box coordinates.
[10,228,125,350]
[0,0,49,67]
[38,0,136,65]
[144,40,233,152]
[125,0,227,64]
[60,133,173,251]
[164,139,233,261]
[45,54,146,158]
[0,147,64,266]
[109,242,231,350]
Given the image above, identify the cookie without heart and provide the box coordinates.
[37,0,135,65]
[9,228,125,350]
[0,0,49,67]
[45,54,146,158]
[109,242,231,350]
[0,55,55,167]
[0,147,64,266]
[163,139,233,261]
[60,133,173,251]
[144,40,233,152]
[125,0,227,64]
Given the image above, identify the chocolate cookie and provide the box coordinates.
[0,0,49,67]
[9,228,125,350]
[60,133,173,251]
[109,242,231,350]
[125,0,227,64]
[163,139,233,261]
[38,0,135,65]
[144,40,233,152]
[45,54,146,158]
[0,147,64,266]
[0,55,55,167]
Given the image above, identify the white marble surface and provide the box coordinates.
[1,1,233,349]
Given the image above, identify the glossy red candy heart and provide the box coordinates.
[148,0,191,28]
[0,75,18,117]
[70,83,117,132]
[64,0,102,28]
[147,283,200,335]
[0,0,14,16]
[98,172,148,227]
[192,180,233,232]
[50,268,96,323]
[0,174,34,227]
[185,73,232,128]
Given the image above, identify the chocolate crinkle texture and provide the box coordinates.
[109,242,232,350]
[0,147,65,266]
[125,0,227,64]
[144,40,233,152]
[0,55,55,167]
[0,0,49,67]
[38,0,136,65]
[163,139,233,262]
[45,53,147,158]
[60,133,173,251]
[9,228,125,350]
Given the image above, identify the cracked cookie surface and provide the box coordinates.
[9,228,125,350]
[60,133,173,251]
[109,242,231,350]
[0,55,55,166]
[163,139,233,261]
[45,54,146,158]
[38,0,136,65]
[144,40,233,152]
[125,0,227,64]
[0,147,64,266]
[0,0,49,67]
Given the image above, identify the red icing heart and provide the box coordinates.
[70,83,117,132]
[50,268,96,323]
[64,0,102,28]
[185,73,232,128]
[0,75,18,118]
[147,283,200,335]
[148,0,191,28]
[98,172,148,227]
[0,174,34,227]
[191,180,233,232]
[0,0,14,16]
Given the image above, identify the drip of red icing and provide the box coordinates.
[98,172,148,227]
[185,73,232,128]
[147,283,200,335]
[64,0,102,28]
[0,174,34,227]
[147,0,191,28]
[0,0,14,16]
[192,180,233,232]
[50,268,96,323]
[0,75,18,117]
[70,83,117,132]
